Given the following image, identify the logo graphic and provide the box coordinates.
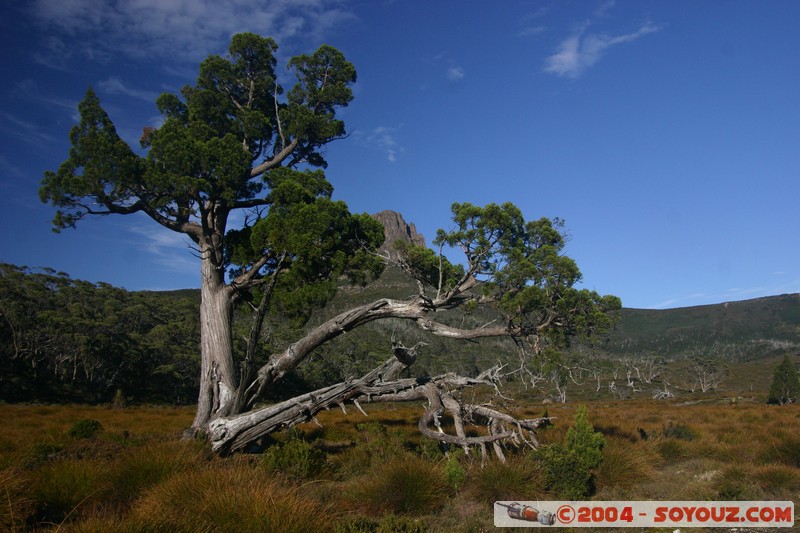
[496,502,556,525]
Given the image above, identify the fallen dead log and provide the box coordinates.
[208,352,550,461]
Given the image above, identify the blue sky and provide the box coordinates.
[1,0,798,310]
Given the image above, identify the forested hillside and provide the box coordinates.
[3,262,800,404]
[0,263,199,403]
[606,295,800,361]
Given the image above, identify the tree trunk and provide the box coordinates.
[191,250,237,433]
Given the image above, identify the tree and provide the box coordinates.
[768,355,800,405]
[42,33,621,456]
[42,33,380,429]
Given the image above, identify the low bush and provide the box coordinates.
[534,405,605,499]
[444,451,467,491]
[262,434,326,480]
[67,419,104,440]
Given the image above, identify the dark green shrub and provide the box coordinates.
[262,434,326,480]
[67,419,103,439]
[26,442,63,466]
[534,405,605,499]
[767,355,800,405]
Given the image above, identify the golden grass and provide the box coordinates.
[1,400,799,531]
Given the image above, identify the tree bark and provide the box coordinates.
[191,249,237,433]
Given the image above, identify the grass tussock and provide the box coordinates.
[342,454,448,516]
[594,436,656,490]
[30,458,111,525]
[131,466,333,533]
[467,455,547,503]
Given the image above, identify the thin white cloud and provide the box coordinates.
[652,279,800,309]
[30,0,357,65]
[446,66,465,82]
[366,126,403,163]
[98,77,160,102]
[544,22,660,79]
[518,25,547,38]
[594,0,616,18]
[0,111,57,146]
[129,223,198,275]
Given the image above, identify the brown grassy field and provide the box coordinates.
[1,399,798,532]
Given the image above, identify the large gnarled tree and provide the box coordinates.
[42,33,620,458]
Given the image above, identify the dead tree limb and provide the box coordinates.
[208,354,550,459]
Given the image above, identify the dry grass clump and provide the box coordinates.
[130,465,333,532]
[106,439,208,503]
[750,463,800,496]
[594,436,656,490]
[341,454,448,516]
[1,468,34,531]
[29,458,111,525]
[467,454,547,503]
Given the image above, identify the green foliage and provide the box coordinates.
[0,263,199,404]
[444,451,467,490]
[394,241,464,292]
[41,33,358,231]
[262,433,326,480]
[432,202,621,347]
[768,355,800,405]
[534,405,605,499]
[67,419,103,439]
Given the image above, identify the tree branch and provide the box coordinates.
[250,138,300,177]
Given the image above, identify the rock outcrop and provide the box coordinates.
[371,210,426,259]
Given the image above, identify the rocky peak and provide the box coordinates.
[371,210,426,258]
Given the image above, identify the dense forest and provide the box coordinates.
[0,263,199,403]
